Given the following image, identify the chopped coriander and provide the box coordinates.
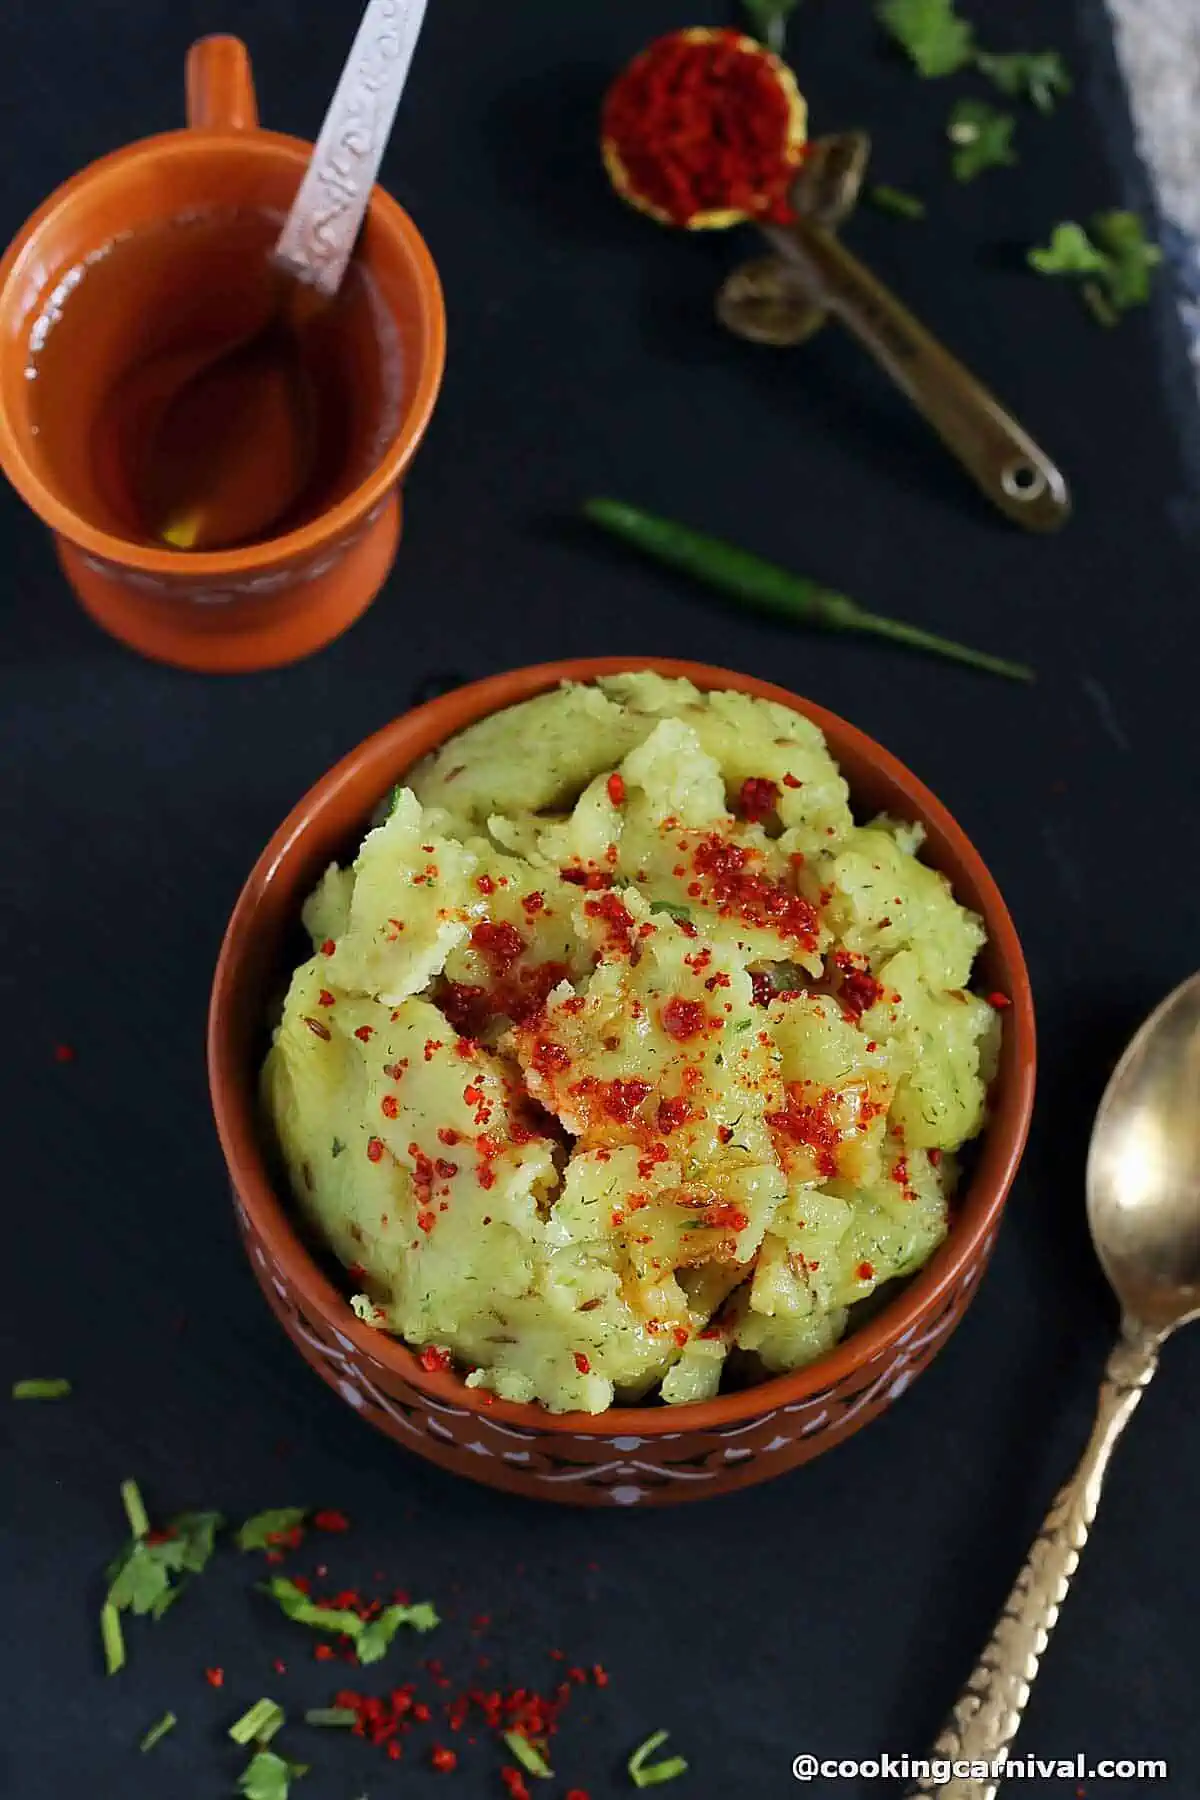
[237,1749,307,1800]
[877,0,973,77]
[1081,281,1118,328]
[741,0,799,54]
[358,1601,440,1664]
[303,1708,358,1728]
[629,1730,689,1788]
[236,1508,308,1552]
[503,1731,554,1778]
[1028,222,1108,278]
[867,184,925,220]
[121,1478,151,1541]
[230,1699,286,1747]
[1091,210,1162,308]
[649,901,693,923]
[331,1138,346,1159]
[734,1019,753,1032]
[11,1377,71,1399]
[100,1600,125,1675]
[139,1711,177,1752]
[947,99,1017,180]
[262,1576,438,1659]
[168,1510,223,1574]
[975,48,1071,113]
[107,1542,173,1616]
[1028,213,1160,322]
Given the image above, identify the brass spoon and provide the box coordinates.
[906,971,1200,1798]
[717,133,1070,533]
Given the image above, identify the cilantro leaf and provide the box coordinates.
[947,99,1017,180]
[741,0,799,54]
[1091,210,1162,308]
[139,1712,177,1753]
[1028,214,1160,323]
[1027,222,1108,277]
[867,184,926,220]
[11,1377,71,1399]
[975,49,1071,113]
[649,901,693,923]
[357,1601,440,1664]
[168,1509,224,1574]
[237,1750,308,1800]
[236,1508,308,1552]
[629,1730,689,1788]
[503,1732,554,1778]
[107,1543,173,1616]
[877,0,973,76]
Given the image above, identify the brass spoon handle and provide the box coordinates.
[905,1317,1162,1798]
[759,219,1070,532]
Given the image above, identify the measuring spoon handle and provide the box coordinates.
[274,0,429,296]
[760,219,1070,532]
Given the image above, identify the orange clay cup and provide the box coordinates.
[0,36,445,673]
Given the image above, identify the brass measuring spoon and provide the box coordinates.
[717,131,1070,532]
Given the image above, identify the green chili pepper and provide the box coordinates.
[583,497,1033,682]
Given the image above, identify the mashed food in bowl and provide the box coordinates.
[263,674,1000,1414]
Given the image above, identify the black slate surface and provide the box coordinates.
[3,2,1198,1796]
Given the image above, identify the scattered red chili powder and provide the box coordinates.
[420,1346,452,1374]
[693,832,820,951]
[53,1042,76,1062]
[560,866,613,890]
[381,1095,399,1119]
[782,772,802,788]
[531,1039,571,1076]
[476,874,496,895]
[928,1147,942,1166]
[657,1095,693,1133]
[502,1771,533,1800]
[430,1746,458,1771]
[840,968,884,1021]
[354,1025,375,1043]
[765,1086,842,1178]
[750,970,775,1007]
[987,991,1012,1010]
[660,997,707,1041]
[599,1077,652,1124]
[739,775,781,822]
[366,1137,385,1164]
[204,1667,224,1688]
[573,1352,591,1375]
[320,938,336,956]
[607,771,626,805]
[857,1261,876,1281]
[602,28,805,228]
[471,920,526,976]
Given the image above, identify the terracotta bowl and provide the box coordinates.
[209,657,1036,1507]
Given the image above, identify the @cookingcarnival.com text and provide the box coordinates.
[791,1753,1169,1782]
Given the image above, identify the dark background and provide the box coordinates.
[3,1,1198,1795]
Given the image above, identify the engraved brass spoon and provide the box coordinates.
[717,132,1070,533]
[908,970,1200,1799]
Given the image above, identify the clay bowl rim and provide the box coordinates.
[0,125,446,579]
[209,655,1036,1439]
